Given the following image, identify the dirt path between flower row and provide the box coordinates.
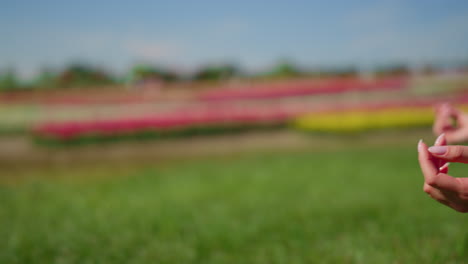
[0,128,434,169]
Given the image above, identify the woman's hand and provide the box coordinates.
[418,134,468,213]
[433,103,468,143]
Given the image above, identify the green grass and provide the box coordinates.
[1,146,467,263]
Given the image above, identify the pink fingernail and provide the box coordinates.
[417,139,423,152]
[428,146,447,155]
[439,163,450,171]
[435,133,445,145]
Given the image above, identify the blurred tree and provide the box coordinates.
[420,64,437,76]
[0,69,19,91]
[33,68,57,89]
[128,64,179,83]
[375,64,410,77]
[265,61,302,78]
[193,64,239,81]
[330,66,359,77]
[57,64,114,88]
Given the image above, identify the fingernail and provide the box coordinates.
[439,163,450,171]
[428,146,447,155]
[417,139,423,152]
[435,133,445,145]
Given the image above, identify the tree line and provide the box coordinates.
[0,61,463,91]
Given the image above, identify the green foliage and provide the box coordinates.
[326,66,359,77]
[1,146,467,263]
[0,69,19,91]
[193,64,239,81]
[57,64,115,88]
[265,61,302,78]
[129,64,179,83]
[270,63,301,77]
[33,69,57,89]
[375,64,410,77]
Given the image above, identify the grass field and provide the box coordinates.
[1,144,467,263]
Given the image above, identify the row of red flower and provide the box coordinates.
[198,77,407,101]
[32,105,306,141]
[2,77,407,105]
[33,93,468,143]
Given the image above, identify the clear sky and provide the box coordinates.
[2,0,468,78]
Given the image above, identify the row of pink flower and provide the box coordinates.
[33,93,468,141]
[198,77,408,101]
[3,77,407,105]
[0,91,156,105]
[32,104,310,140]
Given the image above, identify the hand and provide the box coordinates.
[418,134,468,213]
[433,103,468,143]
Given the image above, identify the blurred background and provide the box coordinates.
[1,0,468,263]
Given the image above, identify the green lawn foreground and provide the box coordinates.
[1,146,467,263]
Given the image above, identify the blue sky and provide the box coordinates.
[1,0,468,78]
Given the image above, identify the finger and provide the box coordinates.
[433,104,453,135]
[426,172,462,193]
[428,145,468,163]
[418,140,438,183]
[423,183,451,206]
[434,133,447,170]
[439,162,450,174]
[419,139,440,168]
[444,129,468,144]
[441,105,468,143]
[434,133,447,146]
[448,105,463,123]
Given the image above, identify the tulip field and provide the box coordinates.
[16,76,466,145]
[31,98,468,145]
[2,76,468,263]
[198,77,406,101]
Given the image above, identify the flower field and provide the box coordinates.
[198,77,407,101]
[32,96,468,145]
[31,104,302,144]
[294,97,468,133]
[3,76,468,263]
[294,107,435,133]
[0,76,463,145]
[32,101,468,145]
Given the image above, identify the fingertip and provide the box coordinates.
[418,139,425,151]
[439,162,450,173]
[423,183,432,194]
[428,146,447,155]
[434,133,446,146]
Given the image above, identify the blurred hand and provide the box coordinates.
[433,103,468,143]
[418,134,468,213]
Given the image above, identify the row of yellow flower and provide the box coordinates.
[293,105,468,133]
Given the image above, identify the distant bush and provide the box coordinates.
[128,64,179,84]
[193,64,239,81]
[0,69,20,91]
[264,61,303,78]
[56,64,115,88]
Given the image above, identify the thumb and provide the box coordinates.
[444,129,468,144]
[428,145,468,163]
[433,104,453,135]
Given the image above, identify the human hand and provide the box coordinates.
[433,103,468,143]
[418,134,468,213]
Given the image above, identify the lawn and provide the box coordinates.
[1,144,467,263]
